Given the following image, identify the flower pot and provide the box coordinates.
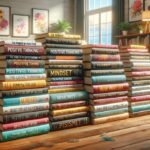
[122,31,128,36]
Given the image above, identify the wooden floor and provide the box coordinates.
[0,115,150,150]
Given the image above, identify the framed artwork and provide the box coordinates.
[12,14,29,37]
[32,8,49,34]
[144,0,150,10]
[128,0,144,22]
[0,6,10,36]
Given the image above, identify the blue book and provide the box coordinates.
[131,104,150,112]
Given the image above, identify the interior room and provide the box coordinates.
[0,0,150,149]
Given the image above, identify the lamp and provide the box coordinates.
[142,10,150,33]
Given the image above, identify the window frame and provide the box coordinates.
[84,0,112,44]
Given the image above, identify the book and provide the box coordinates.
[49,84,83,90]
[132,85,150,91]
[47,69,82,77]
[130,101,150,106]
[1,117,49,131]
[130,45,146,49]
[85,83,129,94]
[91,101,128,112]
[45,44,81,49]
[49,91,88,104]
[46,48,82,55]
[0,124,50,141]
[83,61,123,69]
[0,80,46,90]
[48,77,83,82]
[0,74,46,81]
[91,96,128,105]
[84,75,126,84]
[0,103,49,115]
[92,108,128,118]
[51,117,89,131]
[92,113,129,125]
[130,89,150,96]
[0,68,45,75]
[48,33,81,39]
[50,112,88,122]
[90,91,128,99]
[47,64,82,69]
[48,80,83,86]
[131,80,150,86]
[0,94,49,107]
[83,54,120,61]
[84,69,124,77]
[0,110,49,123]
[124,62,150,68]
[47,60,82,65]
[47,55,82,60]
[131,95,150,102]
[0,60,45,68]
[82,48,119,55]
[125,71,150,77]
[51,106,89,116]
[0,55,45,60]
[0,88,48,98]
[51,101,87,110]
[130,104,150,112]
[48,87,84,94]
[0,44,44,55]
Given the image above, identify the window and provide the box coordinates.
[85,0,112,44]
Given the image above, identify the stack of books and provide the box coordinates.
[120,45,150,117]
[83,44,129,125]
[44,33,89,131]
[0,41,50,141]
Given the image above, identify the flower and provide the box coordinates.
[132,0,142,12]
[0,19,8,28]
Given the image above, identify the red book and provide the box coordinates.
[132,71,150,76]
[92,96,128,105]
[1,44,44,55]
[131,95,150,102]
[2,117,49,131]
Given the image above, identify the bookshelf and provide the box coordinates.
[114,32,150,47]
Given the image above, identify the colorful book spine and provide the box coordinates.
[1,124,50,141]
[49,80,83,86]
[1,94,49,107]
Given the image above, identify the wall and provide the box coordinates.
[0,0,75,39]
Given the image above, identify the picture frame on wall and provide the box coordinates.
[32,8,49,34]
[12,14,29,37]
[0,5,11,36]
[128,0,144,22]
[144,0,150,10]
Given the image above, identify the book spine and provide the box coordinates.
[49,80,83,86]
[3,103,49,115]
[48,60,82,65]
[2,124,50,141]
[50,91,89,104]
[91,54,120,61]
[3,110,49,123]
[92,113,129,125]
[92,75,126,84]
[5,55,44,60]
[47,49,82,55]
[51,101,87,110]
[2,117,49,131]
[48,56,82,60]
[51,106,89,116]
[131,104,150,112]
[5,45,44,55]
[49,77,82,82]
[3,94,49,107]
[51,117,89,131]
[48,65,82,69]
[6,60,45,68]
[92,102,128,112]
[92,96,128,105]
[48,87,84,94]
[1,80,46,90]
[48,69,82,77]
[132,71,150,76]
[131,95,150,102]
[49,84,83,89]
[4,74,46,81]
[1,88,48,97]
[50,112,88,122]
[93,83,129,93]
[92,108,128,118]
[5,68,45,74]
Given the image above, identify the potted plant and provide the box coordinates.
[53,20,72,35]
[117,22,131,36]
